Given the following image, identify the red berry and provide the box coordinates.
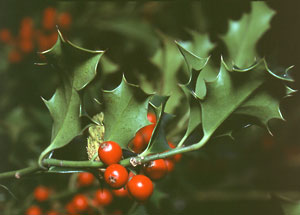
[147,112,157,124]
[98,141,122,165]
[164,159,175,172]
[130,130,146,153]
[168,141,182,163]
[140,124,155,144]
[78,172,94,186]
[72,194,89,212]
[0,29,12,43]
[43,7,56,30]
[20,17,33,39]
[144,159,167,180]
[34,186,50,202]
[58,12,72,30]
[94,189,113,206]
[8,50,22,63]
[112,187,128,198]
[19,38,33,53]
[26,205,42,215]
[127,175,153,202]
[104,164,128,189]
[65,201,76,214]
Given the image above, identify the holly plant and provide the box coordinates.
[0,2,297,215]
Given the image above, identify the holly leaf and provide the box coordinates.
[178,86,202,145]
[100,55,119,75]
[141,95,172,156]
[199,58,293,140]
[102,75,151,148]
[176,31,216,101]
[39,30,104,166]
[150,32,184,113]
[221,2,275,68]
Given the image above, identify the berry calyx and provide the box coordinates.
[34,186,50,202]
[26,205,42,215]
[104,164,128,189]
[98,141,122,165]
[127,175,153,202]
[72,194,89,212]
[94,189,113,206]
[168,141,182,163]
[78,172,94,186]
[144,159,167,180]
[112,187,128,198]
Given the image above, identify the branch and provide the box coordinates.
[0,164,41,180]
[0,134,211,179]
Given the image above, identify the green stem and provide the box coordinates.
[0,164,41,180]
[0,134,211,179]
[43,134,210,168]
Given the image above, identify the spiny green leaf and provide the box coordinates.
[179,86,202,145]
[102,75,151,148]
[221,2,275,68]
[39,30,104,166]
[100,55,119,75]
[141,95,172,156]
[176,31,216,100]
[200,58,293,138]
[150,32,184,113]
[176,41,210,99]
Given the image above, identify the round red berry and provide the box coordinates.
[164,159,175,172]
[94,189,113,206]
[65,201,76,214]
[72,194,89,212]
[168,141,182,162]
[112,187,128,198]
[58,12,72,30]
[140,124,155,144]
[144,159,167,180]
[98,141,122,165]
[130,130,146,153]
[78,172,94,186]
[26,205,42,215]
[127,175,153,202]
[104,164,128,189]
[0,29,12,43]
[147,112,157,124]
[34,186,50,202]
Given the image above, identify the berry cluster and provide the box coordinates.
[26,112,182,215]
[0,7,71,64]
[96,112,182,201]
